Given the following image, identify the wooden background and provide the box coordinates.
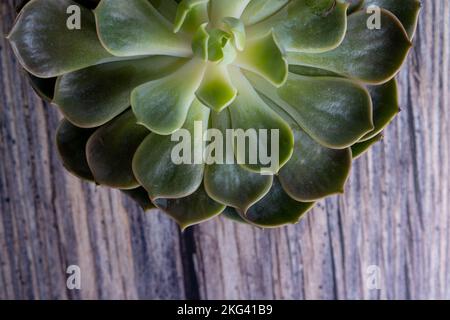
[0,0,449,300]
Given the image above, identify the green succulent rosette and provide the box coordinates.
[8,0,420,228]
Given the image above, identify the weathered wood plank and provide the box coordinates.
[0,0,449,300]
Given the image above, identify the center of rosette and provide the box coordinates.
[191,18,246,65]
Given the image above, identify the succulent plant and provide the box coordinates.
[8,0,420,229]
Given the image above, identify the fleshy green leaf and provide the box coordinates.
[228,68,294,174]
[247,72,374,149]
[207,29,237,64]
[361,79,399,141]
[132,99,210,199]
[131,58,206,135]
[174,0,209,33]
[288,9,412,84]
[235,31,288,87]
[56,119,95,181]
[363,0,421,39]
[121,187,155,211]
[86,110,149,189]
[149,0,178,21]
[244,178,315,228]
[223,17,246,51]
[248,0,348,53]
[241,0,290,26]
[352,133,383,159]
[204,111,273,212]
[191,23,210,60]
[289,65,340,77]
[8,0,114,77]
[180,3,209,34]
[209,0,251,24]
[95,0,191,57]
[305,0,336,14]
[154,185,226,230]
[196,63,237,112]
[54,56,185,128]
[279,127,352,201]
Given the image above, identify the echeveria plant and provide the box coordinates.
[8,0,420,228]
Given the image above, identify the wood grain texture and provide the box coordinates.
[0,0,449,300]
